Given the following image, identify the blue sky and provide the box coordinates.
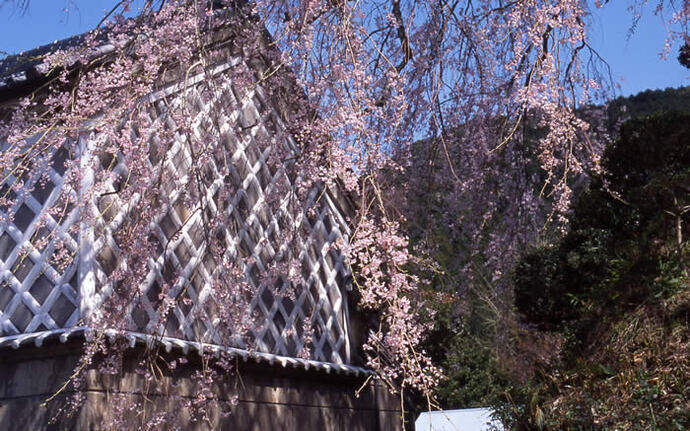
[588,0,689,96]
[0,0,687,98]
[0,1,145,52]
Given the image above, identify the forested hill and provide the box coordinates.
[598,87,689,140]
[607,86,690,126]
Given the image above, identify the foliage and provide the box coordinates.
[679,43,690,69]
[506,111,690,429]
[400,88,689,413]
[390,114,551,412]
[432,322,509,409]
[515,112,690,329]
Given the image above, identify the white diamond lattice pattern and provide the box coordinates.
[0,144,80,336]
[0,63,353,365]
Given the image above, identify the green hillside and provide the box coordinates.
[504,109,690,429]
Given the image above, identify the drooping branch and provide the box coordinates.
[391,0,413,71]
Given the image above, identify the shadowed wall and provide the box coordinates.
[0,341,402,430]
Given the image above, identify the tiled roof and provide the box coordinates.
[0,32,112,98]
[0,2,238,97]
[0,327,373,377]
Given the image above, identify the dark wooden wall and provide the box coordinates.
[0,342,402,430]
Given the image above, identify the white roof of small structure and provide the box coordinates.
[415,408,503,431]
